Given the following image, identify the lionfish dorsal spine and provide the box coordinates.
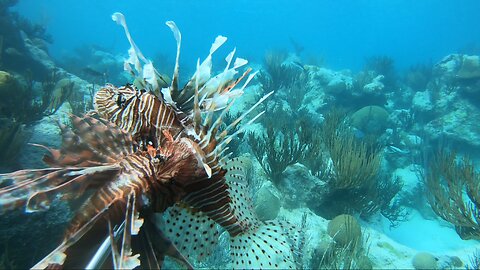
[112,12,148,75]
[165,20,181,101]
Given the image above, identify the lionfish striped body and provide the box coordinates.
[0,12,301,269]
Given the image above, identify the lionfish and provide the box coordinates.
[0,13,301,269]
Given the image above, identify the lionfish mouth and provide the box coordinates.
[0,12,300,270]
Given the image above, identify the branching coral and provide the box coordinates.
[256,50,308,113]
[68,89,88,116]
[425,150,480,240]
[404,63,433,91]
[365,55,397,89]
[301,130,328,179]
[321,111,382,190]
[374,175,408,227]
[466,249,480,270]
[307,110,406,220]
[248,121,308,185]
[282,69,309,113]
[46,78,74,114]
[257,51,292,93]
[250,51,312,186]
[0,69,72,124]
[328,131,381,189]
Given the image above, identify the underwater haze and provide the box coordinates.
[1,0,480,269]
[14,0,480,71]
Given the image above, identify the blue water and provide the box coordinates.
[14,0,480,71]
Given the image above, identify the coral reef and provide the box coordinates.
[0,3,94,169]
[327,214,362,247]
[253,184,281,221]
[425,150,480,240]
[58,45,131,86]
[311,214,372,269]
[467,249,480,270]
[406,54,480,152]
[457,55,480,79]
[411,252,438,269]
[0,0,53,80]
[350,105,390,136]
[248,123,307,185]
[364,55,397,90]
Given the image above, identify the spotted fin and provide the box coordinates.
[137,214,194,270]
[224,159,300,269]
[229,222,298,269]
[159,157,300,268]
[162,205,220,266]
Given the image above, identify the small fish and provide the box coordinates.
[4,47,23,57]
[82,66,106,78]
[386,144,410,154]
[291,60,306,70]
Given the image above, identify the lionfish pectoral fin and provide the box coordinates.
[109,191,141,270]
[32,199,119,269]
[108,219,121,268]
[161,206,219,266]
[0,165,120,214]
[25,172,99,212]
[229,221,300,269]
[84,220,122,269]
[0,168,75,214]
[223,158,301,269]
[32,248,67,270]
[140,215,194,270]
[28,143,62,163]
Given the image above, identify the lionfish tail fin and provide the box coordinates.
[224,158,300,269]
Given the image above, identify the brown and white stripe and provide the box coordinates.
[94,84,183,144]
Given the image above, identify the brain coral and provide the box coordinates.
[327,214,362,246]
[412,252,438,270]
[351,105,389,135]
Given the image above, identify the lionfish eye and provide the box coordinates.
[116,94,125,107]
